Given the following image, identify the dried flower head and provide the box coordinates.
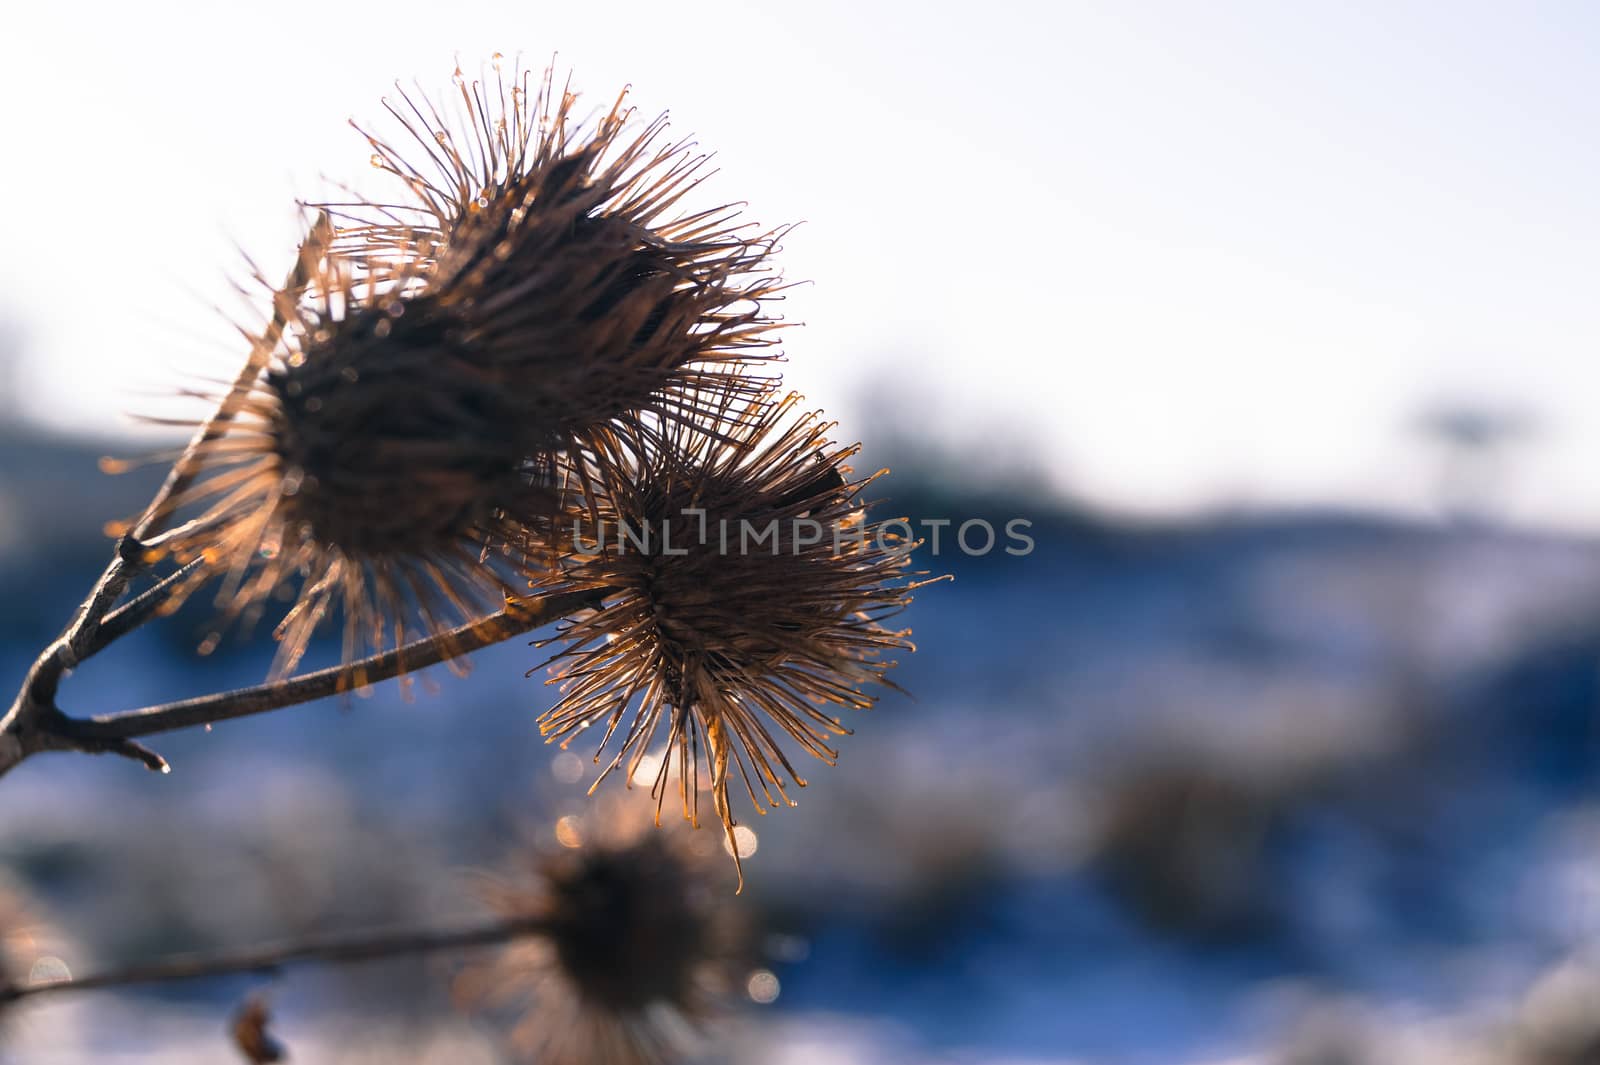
[534,394,928,881]
[457,797,749,1064]
[141,230,551,679]
[330,58,788,457]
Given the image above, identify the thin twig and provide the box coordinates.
[85,558,208,658]
[0,914,550,1004]
[53,588,604,749]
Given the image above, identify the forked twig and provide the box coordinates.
[0,217,335,776]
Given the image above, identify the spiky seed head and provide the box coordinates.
[533,394,930,882]
[458,797,749,1064]
[328,60,789,459]
[149,238,553,679]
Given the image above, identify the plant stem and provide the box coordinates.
[57,588,602,749]
[0,914,550,1004]
[84,558,208,658]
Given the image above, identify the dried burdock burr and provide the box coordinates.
[331,58,790,458]
[533,393,934,883]
[136,232,555,680]
[457,797,751,1065]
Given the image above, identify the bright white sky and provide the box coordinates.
[2,2,1598,528]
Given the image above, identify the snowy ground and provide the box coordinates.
[3,429,1600,1063]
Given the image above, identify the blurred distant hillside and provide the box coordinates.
[4,422,1600,1063]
